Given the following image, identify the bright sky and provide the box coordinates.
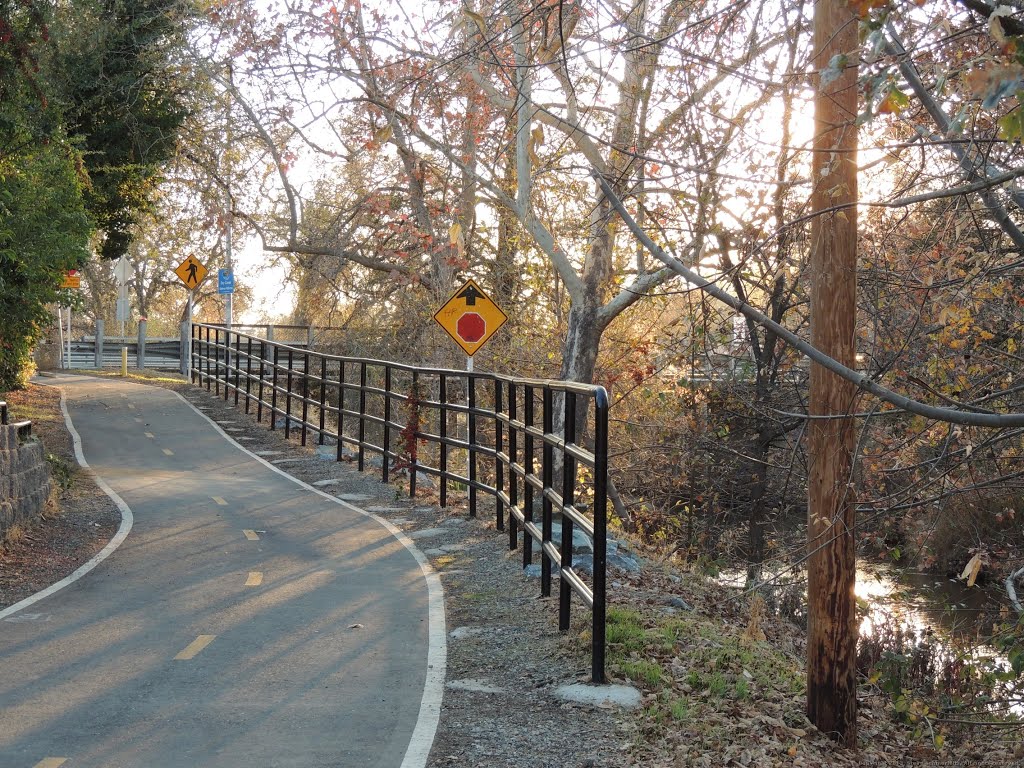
[234,238,295,323]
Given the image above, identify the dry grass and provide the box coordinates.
[2,523,26,549]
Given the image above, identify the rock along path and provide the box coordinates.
[0,374,442,768]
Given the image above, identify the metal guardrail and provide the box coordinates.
[191,323,610,682]
[0,401,32,442]
[68,340,183,369]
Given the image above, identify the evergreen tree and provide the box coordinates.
[0,0,91,389]
[0,0,191,388]
[60,0,191,260]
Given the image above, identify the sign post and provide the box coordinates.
[57,307,65,369]
[181,290,193,378]
[174,255,208,379]
[218,268,234,376]
[114,257,134,338]
[60,270,80,369]
[434,279,508,498]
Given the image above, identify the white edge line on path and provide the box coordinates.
[0,384,134,622]
[170,389,446,768]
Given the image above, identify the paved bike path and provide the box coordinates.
[0,375,438,768]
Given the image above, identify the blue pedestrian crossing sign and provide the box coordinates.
[218,269,235,294]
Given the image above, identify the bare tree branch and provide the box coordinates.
[596,171,1024,427]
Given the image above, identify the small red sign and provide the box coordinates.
[457,312,485,343]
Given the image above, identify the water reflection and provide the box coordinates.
[856,565,1005,641]
[715,562,1008,640]
[716,562,1021,714]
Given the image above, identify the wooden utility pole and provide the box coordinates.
[807,0,859,747]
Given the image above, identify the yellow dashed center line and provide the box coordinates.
[174,634,216,660]
[144,432,155,439]
[34,759,67,768]
[212,496,227,506]
[245,571,264,586]
[243,529,260,541]
[162,448,174,456]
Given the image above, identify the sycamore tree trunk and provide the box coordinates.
[806,0,859,747]
[553,280,604,478]
[560,297,603,383]
[559,192,614,416]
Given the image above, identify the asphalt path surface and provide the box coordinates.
[0,375,435,768]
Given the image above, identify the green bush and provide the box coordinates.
[0,143,90,391]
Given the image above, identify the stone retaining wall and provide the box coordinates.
[0,425,52,540]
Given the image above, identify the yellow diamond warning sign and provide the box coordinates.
[434,279,508,357]
[174,254,208,290]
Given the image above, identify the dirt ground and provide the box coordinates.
[0,377,121,609]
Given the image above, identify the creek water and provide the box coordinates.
[716,561,1012,643]
[855,563,1010,641]
[717,561,1022,712]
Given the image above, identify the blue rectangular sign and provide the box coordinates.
[218,268,234,294]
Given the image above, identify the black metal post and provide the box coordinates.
[301,352,310,446]
[541,387,554,597]
[205,326,211,391]
[257,341,266,423]
[439,375,447,508]
[494,379,504,531]
[224,328,231,399]
[383,366,391,484]
[523,385,534,568]
[270,346,279,430]
[559,391,577,631]
[468,373,477,518]
[318,356,327,444]
[214,327,220,391]
[233,333,241,405]
[410,371,418,498]
[337,362,346,461]
[358,362,366,472]
[593,390,609,683]
[245,337,253,413]
[285,348,294,440]
[190,325,197,384]
[508,381,518,551]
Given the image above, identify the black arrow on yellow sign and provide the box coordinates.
[456,283,482,306]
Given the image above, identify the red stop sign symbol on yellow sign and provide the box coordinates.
[457,313,485,343]
[434,279,508,356]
